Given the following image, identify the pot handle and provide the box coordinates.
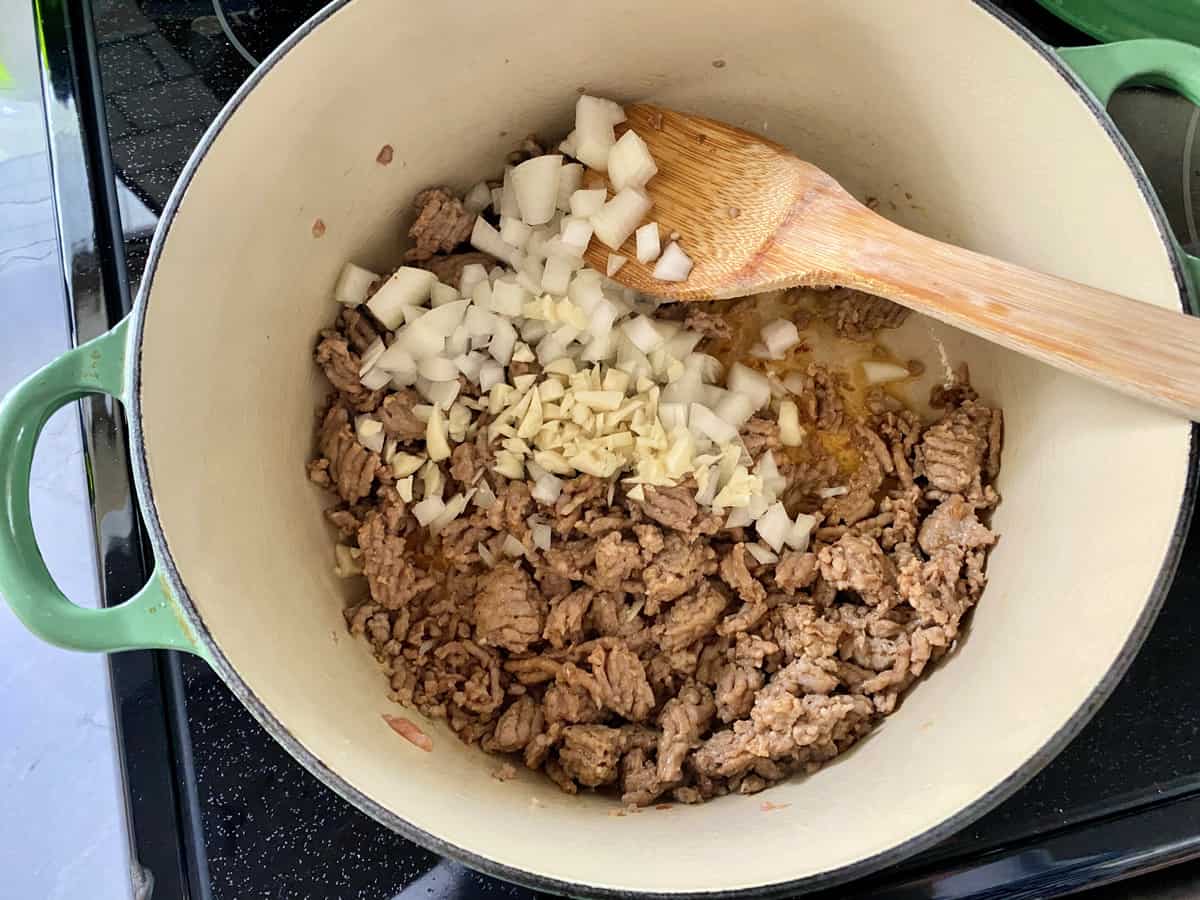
[1058,39,1200,302]
[0,318,204,656]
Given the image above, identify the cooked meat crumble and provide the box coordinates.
[309,177,1003,806]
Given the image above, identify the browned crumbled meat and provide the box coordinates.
[449,441,480,484]
[656,581,729,652]
[543,587,593,649]
[716,664,764,723]
[587,642,655,721]
[358,511,435,609]
[719,543,767,605]
[405,187,474,262]
[312,239,1005,805]
[775,551,818,592]
[378,389,426,441]
[657,682,715,783]
[417,251,494,288]
[918,494,996,555]
[325,506,362,537]
[312,405,380,504]
[486,695,544,752]
[544,672,605,724]
[339,307,382,354]
[315,335,381,412]
[557,725,626,787]
[474,565,545,653]
[741,417,781,459]
[633,523,664,556]
[588,532,643,590]
[815,287,909,340]
[917,401,997,498]
[685,309,733,343]
[643,535,717,614]
[818,534,896,607]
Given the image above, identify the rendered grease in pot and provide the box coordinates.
[306,96,1003,805]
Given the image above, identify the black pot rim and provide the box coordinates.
[125,1,1200,896]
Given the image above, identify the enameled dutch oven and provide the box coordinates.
[3,2,1200,895]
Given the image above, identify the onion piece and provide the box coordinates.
[502,534,526,558]
[785,513,817,551]
[453,353,484,382]
[862,360,912,385]
[531,522,552,551]
[463,181,492,214]
[574,95,626,170]
[357,337,386,376]
[412,496,445,527]
[418,356,458,382]
[459,263,489,296]
[499,167,520,219]
[469,216,520,266]
[570,188,607,218]
[761,319,801,356]
[745,542,780,565]
[689,403,738,444]
[374,342,417,375]
[430,282,459,307]
[366,267,438,329]
[714,392,756,429]
[478,360,505,391]
[422,378,461,409]
[490,318,518,365]
[606,254,628,277]
[727,362,772,410]
[360,367,392,390]
[622,315,664,353]
[465,305,497,337]
[818,485,848,498]
[354,415,384,453]
[541,254,574,296]
[499,216,532,250]
[591,188,652,250]
[511,154,562,225]
[425,405,452,461]
[560,216,594,255]
[778,400,804,446]
[608,129,658,192]
[557,162,584,211]
[652,241,693,282]
[490,280,527,317]
[334,262,379,307]
[754,450,788,498]
[635,222,661,264]
[531,472,563,505]
[755,502,792,553]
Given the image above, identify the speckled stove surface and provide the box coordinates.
[34,1,1200,898]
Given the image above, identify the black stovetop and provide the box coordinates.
[39,1,1200,897]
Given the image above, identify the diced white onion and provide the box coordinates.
[412,496,445,527]
[418,356,458,382]
[335,262,378,307]
[453,353,484,381]
[818,485,848,498]
[425,404,452,461]
[574,95,626,171]
[778,400,804,446]
[560,217,594,255]
[785,513,817,551]
[511,154,562,226]
[753,450,788,498]
[354,415,384,453]
[422,378,461,409]
[689,403,738,444]
[727,362,772,410]
[606,254,628,277]
[499,167,520,219]
[652,241,693,282]
[608,130,658,192]
[430,282,459,308]
[745,542,780,565]
[502,534,526,558]
[531,472,563,505]
[532,523,552,551]
[391,452,424,477]
[714,392,756,428]
[478,541,497,567]
[499,216,533,249]
[862,360,912,385]
[478,360,505,391]
[463,181,492,214]
[490,280,527,317]
[541,254,574,296]
[726,506,753,529]
[490,318,518,365]
[570,188,607,218]
[556,162,583,212]
[761,319,801,356]
[622,315,664,353]
[360,367,392,390]
[755,501,792,553]
[366,267,438,329]
[635,222,661,264]
[591,188,652,250]
[470,216,519,266]
[357,337,386,376]
[460,263,489,296]
[465,305,497,338]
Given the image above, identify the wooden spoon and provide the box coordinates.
[585,103,1200,419]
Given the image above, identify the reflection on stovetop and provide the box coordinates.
[73,0,1200,898]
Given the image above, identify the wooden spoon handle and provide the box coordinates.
[816,205,1200,418]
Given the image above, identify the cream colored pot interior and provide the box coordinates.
[138,0,1191,893]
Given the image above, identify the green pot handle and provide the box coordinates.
[0,317,204,656]
[1058,39,1200,299]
